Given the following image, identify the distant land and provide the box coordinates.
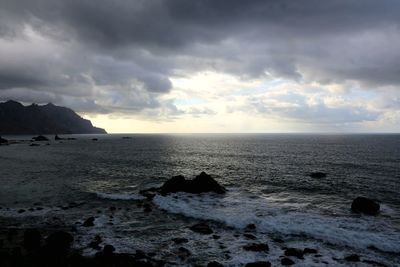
[0,100,106,135]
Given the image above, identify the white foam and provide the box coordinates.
[96,192,145,201]
[153,189,400,253]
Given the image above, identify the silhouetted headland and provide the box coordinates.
[0,100,106,135]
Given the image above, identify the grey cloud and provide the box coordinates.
[0,0,399,119]
[242,94,380,124]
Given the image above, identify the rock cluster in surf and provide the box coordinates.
[140,171,226,199]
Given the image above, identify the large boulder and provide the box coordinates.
[160,175,187,194]
[351,197,380,215]
[159,172,226,195]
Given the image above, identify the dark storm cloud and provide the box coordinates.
[0,0,399,118]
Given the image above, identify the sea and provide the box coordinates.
[0,134,399,266]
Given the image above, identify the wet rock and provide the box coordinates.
[54,135,64,140]
[0,136,8,144]
[245,261,271,267]
[208,261,224,267]
[243,233,257,240]
[23,229,42,250]
[344,254,360,262]
[45,231,73,254]
[103,244,115,255]
[245,224,256,230]
[243,243,269,252]
[281,257,295,265]
[285,247,304,259]
[309,172,327,178]
[177,247,191,259]
[159,172,226,195]
[303,248,318,254]
[351,197,380,215]
[88,235,102,250]
[83,217,95,227]
[139,187,158,200]
[172,238,189,244]
[190,223,213,234]
[32,135,49,141]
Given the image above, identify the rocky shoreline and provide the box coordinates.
[0,173,392,266]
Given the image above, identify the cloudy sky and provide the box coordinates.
[0,0,399,133]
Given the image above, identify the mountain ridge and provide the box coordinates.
[0,100,107,134]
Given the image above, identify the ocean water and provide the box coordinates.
[0,134,399,266]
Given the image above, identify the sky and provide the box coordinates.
[0,0,399,133]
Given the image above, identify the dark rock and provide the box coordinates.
[172,238,189,244]
[285,247,304,259]
[281,257,295,265]
[189,223,213,234]
[243,243,269,252]
[23,229,42,250]
[177,247,191,259]
[109,206,116,211]
[55,135,64,140]
[29,143,40,146]
[32,135,49,141]
[243,233,257,240]
[303,248,318,254]
[309,172,327,178]
[245,224,257,230]
[88,235,102,250]
[103,244,115,255]
[212,235,221,239]
[351,197,380,215]
[159,172,226,195]
[17,209,25,213]
[83,217,95,227]
[345,254,360,262]
[45,231,73,253]
[208,261,224,267]
[139,188,158,200]
[0,136,8,144]
[245,261,271,267]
